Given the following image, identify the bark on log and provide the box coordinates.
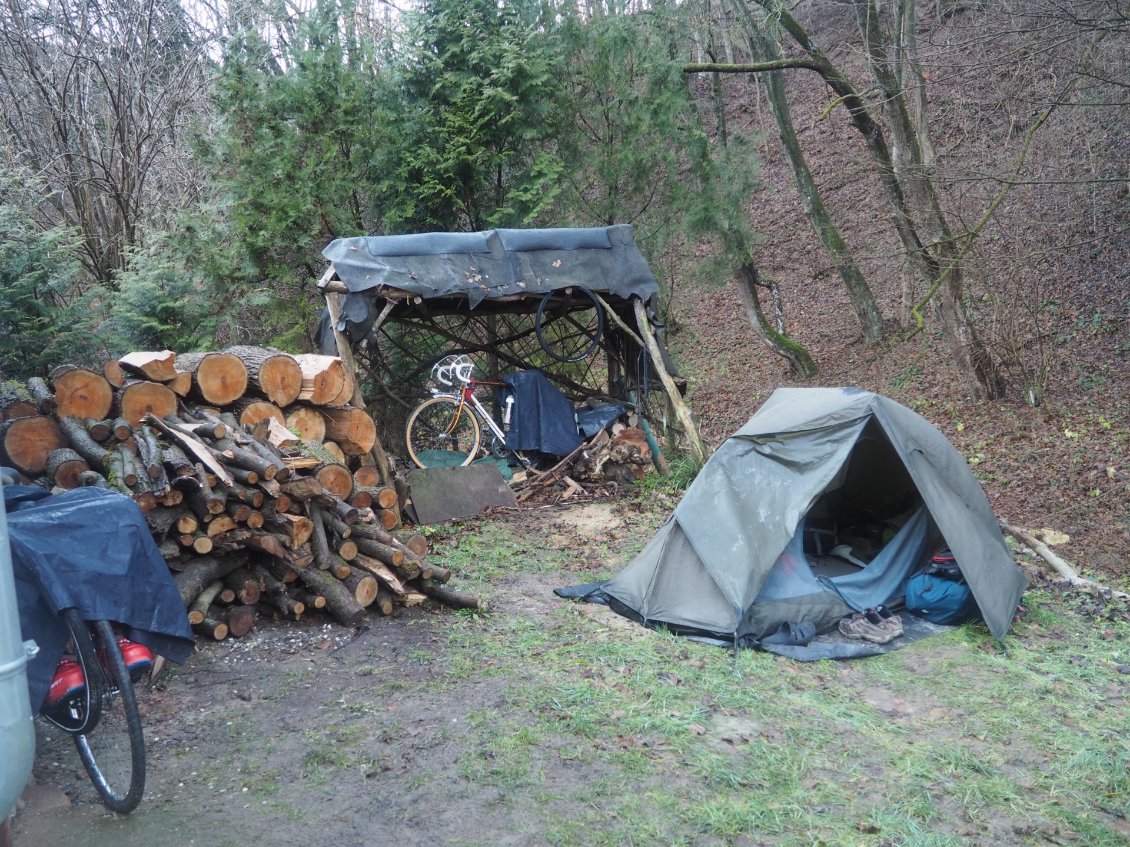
[25,377,56,415]
[292,565,366,625]
[50,365,113,421]
[1,416,67,474]
[174,557,249,609]
[223,346,303,407]
[417,580,485,611]
[118,351,178,382]
[85,418,112,442]
[175,352,248,406]
[44,447,89,488]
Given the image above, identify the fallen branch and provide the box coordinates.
[1001,522,1128,599]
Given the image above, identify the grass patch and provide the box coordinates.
[423,512,1130,846]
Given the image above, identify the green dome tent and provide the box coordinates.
[582,388,1026,657]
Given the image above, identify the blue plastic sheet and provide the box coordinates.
[6,485,194,709]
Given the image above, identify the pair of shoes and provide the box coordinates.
[111,636,153,683]
[838,610,898,644]
[869,605,904,638]
[43,656,88,729]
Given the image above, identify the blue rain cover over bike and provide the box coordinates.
[500,370,582,457]
[5,485,194,708]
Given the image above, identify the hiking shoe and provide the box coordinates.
[871,605,904,638]
[838,611,897,644]
[43,657,88,729]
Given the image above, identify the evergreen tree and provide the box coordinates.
[380,0,568,232]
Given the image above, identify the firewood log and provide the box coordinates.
[115,379,177,427]
[118,350,178,382]
[342,567,379,607]
[314,463,353,499]
[165,370,192,397]
[223,346,303,407]
[223,566,262,606]
[417,579,484,611]
[25,377,56,415]
[352,464,381,488]
[293,354,347,405]
[284,405,326,443]
[372,586,395,616]
[292,589,326,610]
[44,447,88,488]
[319,407,377,457]
[219,604,256,637]
[1,415,67,475]
[291,564,365,625]
[189,579,225,625]
[175,352,248,406]
[102,359,124,388]
[50,365,113,420]
[232,398,285,429]
[84,418,112,442]
[350,554,405,596]
[193,618,228,640]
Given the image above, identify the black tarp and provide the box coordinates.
[317,224,659,350]
[6,485,194,710]
[500,370,582,458]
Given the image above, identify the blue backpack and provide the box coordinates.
[904,547,978,625]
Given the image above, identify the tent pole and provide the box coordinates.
[318,265,394,485]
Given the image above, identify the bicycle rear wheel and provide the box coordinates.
[405,396,482,469]
[66,613,146,814]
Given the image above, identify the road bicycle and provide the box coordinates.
[404,354,535,471]
[37,608,148,814]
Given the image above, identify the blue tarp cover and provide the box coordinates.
[6,486,194,709]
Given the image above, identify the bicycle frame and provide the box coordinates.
[430,380,509,452]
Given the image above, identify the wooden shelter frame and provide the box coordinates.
[317,266,706,485]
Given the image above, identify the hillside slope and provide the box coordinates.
[666,2,1128,580]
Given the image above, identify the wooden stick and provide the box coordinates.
[1000,522,1128,599]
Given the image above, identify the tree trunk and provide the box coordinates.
[734,261,819,378]
[739,16,885,343]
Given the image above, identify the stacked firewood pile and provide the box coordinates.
[1,347,480,639]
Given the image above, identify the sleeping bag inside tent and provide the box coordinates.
[575,387,1026,653]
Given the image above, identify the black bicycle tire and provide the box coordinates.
[72,618,146,814]
[405,396,481,469]
[534,286,604,362]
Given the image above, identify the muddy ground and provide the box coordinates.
[10,501,649,847]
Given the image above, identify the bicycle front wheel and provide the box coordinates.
[405,396,482,469]
[70,616,146,814]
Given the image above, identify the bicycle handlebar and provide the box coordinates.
[432,354,475,387]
